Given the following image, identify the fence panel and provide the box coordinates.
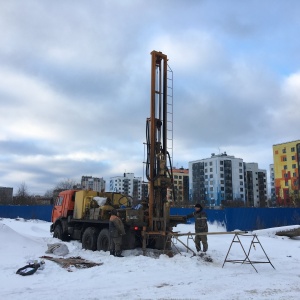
[1,206,300,231]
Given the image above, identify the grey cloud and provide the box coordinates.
[1,0,300,194]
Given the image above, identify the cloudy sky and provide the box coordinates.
[1,0,300,195]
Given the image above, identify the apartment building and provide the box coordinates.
[189,153,245,207]
[109,173,142,200]
[189,153,267,207]
[269,164,276,203]
[273,140,300,205]
[172,167,189,204]
[0,187,13,204]
[81,176,106,192]
[244,163,267,207]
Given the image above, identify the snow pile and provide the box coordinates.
[0,218,300,299]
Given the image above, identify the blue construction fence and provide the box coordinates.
[0,205,52,222]
[1,205,300,231]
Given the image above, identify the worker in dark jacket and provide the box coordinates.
[109,209,126,257]
[187,203,208,252]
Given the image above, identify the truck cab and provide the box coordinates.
[51,190,76,223]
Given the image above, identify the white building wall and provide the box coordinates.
[109,173,142,200]
[189,153,245,207]
[81,176,106,192]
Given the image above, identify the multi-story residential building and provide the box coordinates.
[81,176,106,192]
[189,153,267,207]
[189,153,245,207]
[109,173,142,200]
[0,187,13,204]
[273,140,300,206]
[244,163,267,207]
[172,167,189,204]
[269,164,276,203]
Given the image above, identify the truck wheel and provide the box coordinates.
[82,227,98,251]
[97,228,110,252]
[53,224,63,240]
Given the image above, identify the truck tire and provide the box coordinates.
[53,224,69,241]
[53,224,63,240]
[97,228,110,252]
[82,227,98,251]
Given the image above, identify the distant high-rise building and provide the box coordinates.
[81,176,106,192]
[189,153,267,207]
[273,140,300,206]
[109,173,142,200]
[172,167,189,204]
[269,164,276,204]
[244,163,267,207]
[0,187,13,204]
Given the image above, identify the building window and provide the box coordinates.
[239,162,242,167]
[205,175,208,179]
[284,165,287,170]
[240,188,243,192]
[239,169,243,173]
[292,164,296,168]
[239,175,243,179]
[205,162,207,166]
[221,187,224,191]
[210,168,213,172]
[205,169,207,173]
[285,181,289,186]
[220,167,223,171]
[220,174,224,178]
[293,172,297,177]
[210,187,213,191]
[291,147,295,152]
[210,174,213,178]
[283,148,286,153]
[282,156,287,161]
[174,175,178,179]
[209,162,212,166]
[240,181,243,185]
[220,180,224,184]
[292,156,295,160]
[220,161,223,165]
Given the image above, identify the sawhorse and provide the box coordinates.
[222,233,275,272]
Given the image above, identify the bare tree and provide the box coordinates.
[44,179,78,204]
[54,179,78,190]
[13,182,35,205]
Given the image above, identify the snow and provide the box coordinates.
[1,218,300,300]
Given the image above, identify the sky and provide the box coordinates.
[1,218,300,299]
[1,0,300,195]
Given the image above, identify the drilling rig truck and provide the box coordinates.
[50,51,186,252]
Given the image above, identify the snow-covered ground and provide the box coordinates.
[0,218,299,300]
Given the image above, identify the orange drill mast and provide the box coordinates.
[145,51,174,238]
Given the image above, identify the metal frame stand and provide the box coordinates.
[222,233,275,272]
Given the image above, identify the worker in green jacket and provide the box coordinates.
[187,203,208,252]
[109,209,126,257]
